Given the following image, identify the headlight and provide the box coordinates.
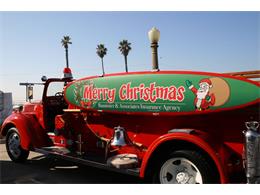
[13,105,23,112]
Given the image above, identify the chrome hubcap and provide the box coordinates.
[159,157,203,184]
[8,132,21,158]
[176,172,189,184]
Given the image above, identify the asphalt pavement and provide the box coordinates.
[0,139,142,184]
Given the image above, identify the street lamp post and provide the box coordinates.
[148,27,160,71]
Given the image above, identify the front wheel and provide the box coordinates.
[153,150,217,184]
[6,127,29,163]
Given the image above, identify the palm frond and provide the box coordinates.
[61,35,72,48]
[96,44,107,58]
[118,39,131,56]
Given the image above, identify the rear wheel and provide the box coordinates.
[153,150,217,184]
[6,127,29,162]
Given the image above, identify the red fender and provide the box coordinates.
[139,132,227,183]
[1,113,51,150]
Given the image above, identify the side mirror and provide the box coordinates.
[41,76,47,82]
[28,86,33,101]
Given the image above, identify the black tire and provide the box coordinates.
[6,127,29,163]
[152,150,218,184]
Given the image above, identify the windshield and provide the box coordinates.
[47,82,65,97]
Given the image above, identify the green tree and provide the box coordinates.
[96,44,107,75]
[118,40,132,72]
[61,36,72,68]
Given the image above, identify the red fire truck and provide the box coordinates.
[1,69,259,184]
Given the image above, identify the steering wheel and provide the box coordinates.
[55,92,63,97]
[54,91,67,107]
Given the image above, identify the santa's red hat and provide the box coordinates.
[199,78,212,87]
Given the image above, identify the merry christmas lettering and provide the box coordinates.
[82,82,185,103]
[120,82,185,103]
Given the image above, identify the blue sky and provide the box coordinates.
[0,12,259,102]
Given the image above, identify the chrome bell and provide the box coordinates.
[111,126,128,146]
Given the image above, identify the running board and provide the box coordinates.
[34,146,140,177]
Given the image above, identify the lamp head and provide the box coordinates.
[148,27,160,43]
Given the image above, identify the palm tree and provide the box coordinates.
[118,40,131,72]
[96,44,107,75]
[61,36,72,68]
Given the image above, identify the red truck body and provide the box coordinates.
[1,70,259,184]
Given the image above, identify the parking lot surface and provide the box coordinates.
[0,140,142,184]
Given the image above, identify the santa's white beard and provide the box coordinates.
[196,90,208,99]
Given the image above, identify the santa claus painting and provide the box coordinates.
[186,78,216,111]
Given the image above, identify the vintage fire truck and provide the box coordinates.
[1,68,259,184]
